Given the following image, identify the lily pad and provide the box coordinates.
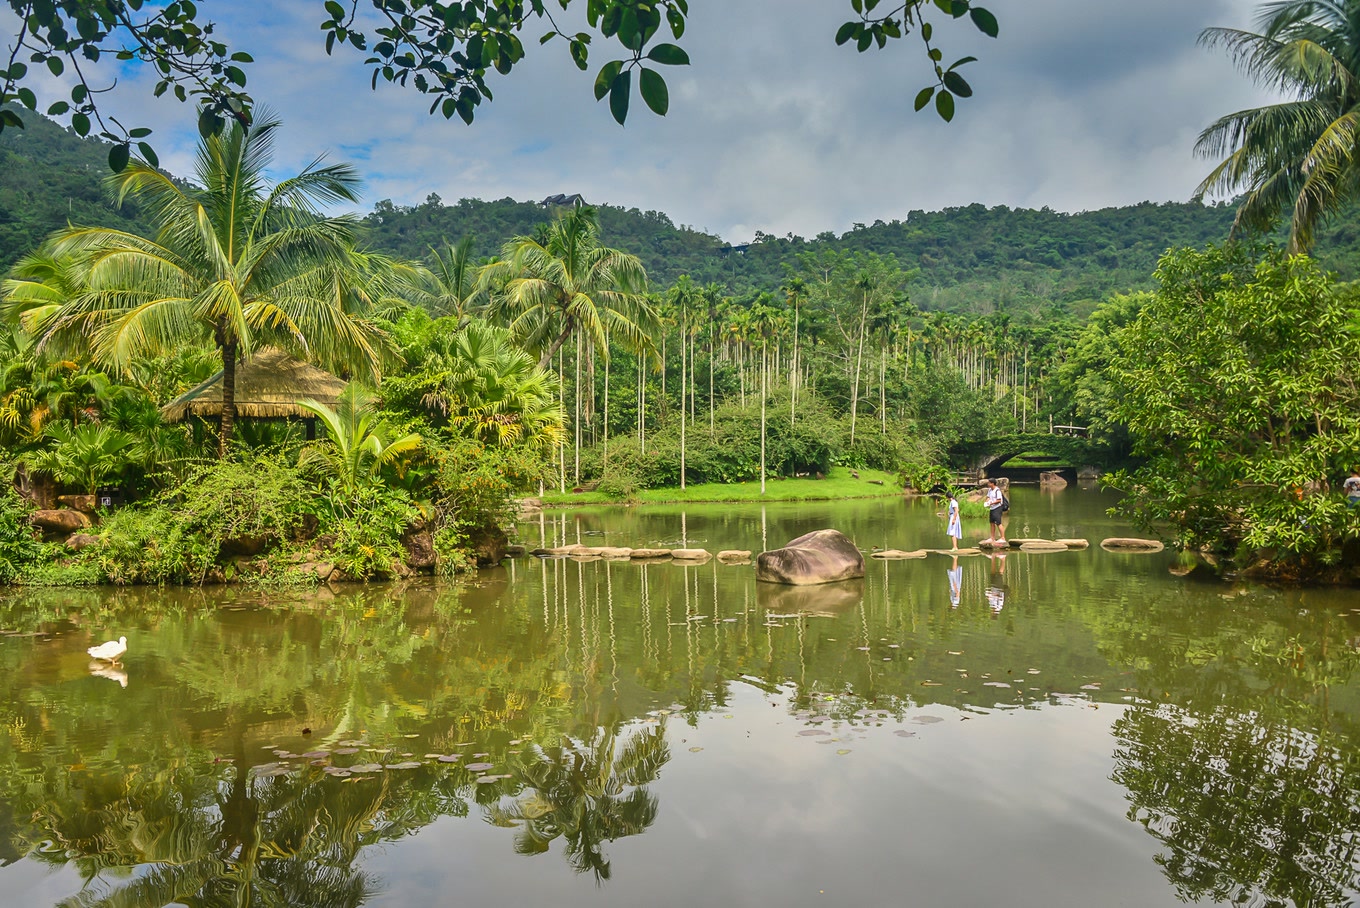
[798,729,830,736]
[386,761,421,770]
[465,762,495,772]
[475,775,499,784]
[334,747,359,755]
[689,746,704,753]
[911,716,944,724]
[437,755,462,763]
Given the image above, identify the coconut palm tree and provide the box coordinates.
[1195,0,1360,252]
[28,114,393,456]
[483,206,658,370]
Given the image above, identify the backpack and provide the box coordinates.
[1001,493,1010,513]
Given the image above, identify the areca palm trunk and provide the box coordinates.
[680,310,686,490]
[760,341,767,495]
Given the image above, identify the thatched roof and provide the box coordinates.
[161,348,346,422]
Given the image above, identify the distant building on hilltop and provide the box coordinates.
[540,193,585,208]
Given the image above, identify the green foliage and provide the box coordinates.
[325,486,418,580]
[432,436,550,530]
[1104,244,1360,572]
[0,481,41,583]
[20,420,136,496]
[899,461,955,494]
[89,454,311,584]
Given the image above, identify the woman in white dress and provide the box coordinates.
[946,491,962,551]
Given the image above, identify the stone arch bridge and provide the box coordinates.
[952,433,1108,476]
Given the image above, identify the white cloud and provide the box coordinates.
[6,0,1277,241]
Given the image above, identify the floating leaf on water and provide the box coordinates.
[912,716,944,724]
[723,715,734,719]
[404,734,419,738]
[473,753,489,758]
[509,739,523,745]
[888,644,900,649]
[424,754,441,759]
[465,762,495,772]
[349,763,383,773]
[689,746,704,752]
[893,730,916,738]
[301,751,329,759]
[437,755,461,763]
[920,681,942,687]
[947,651,963,656]
[1080,683,1101,690]
[1028,669,1041,674]
[386,762,421,770]
[475,776,499,784]
[798,729,831,736]
[334,748,359,755]
[326,769,352,778]
[857,646,870,651]
[816,738,840,744]
[836,749,852,755]
[810,715,830,722]
[984,682,1011,688]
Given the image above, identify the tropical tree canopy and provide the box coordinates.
[1195,0,1360,251]
[15,115,395,456]
[484,206,659,370]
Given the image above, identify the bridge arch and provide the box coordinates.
[952,433,1105,476]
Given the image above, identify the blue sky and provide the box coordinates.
[8,1,1271,242]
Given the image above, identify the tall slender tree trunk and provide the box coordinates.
[790,296,799,425]
[850,291,868,446]
[709,324,715,436]
[574,333,582,483]
[217,325,238,459]
[603,355,610,469]
[760,341,767,496]
[680,311,687,490]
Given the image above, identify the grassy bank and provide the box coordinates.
[542,467,904,506]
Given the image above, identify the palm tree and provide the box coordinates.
[21,421,137,496]
[483,206,658,370]
[407,235,487,323]
[29,115,392,456]
[297,384,422,497]
[1195,0,1360,251]
[415,320,565,451]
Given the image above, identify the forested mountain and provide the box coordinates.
[0,108,152,272]
[6,108,1360,315]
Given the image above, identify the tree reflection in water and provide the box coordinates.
[487,723,669,881]
[1114,703,1360,907]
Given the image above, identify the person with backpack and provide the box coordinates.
[985,478,1008,546]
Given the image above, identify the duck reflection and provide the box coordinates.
[88,662,128,688]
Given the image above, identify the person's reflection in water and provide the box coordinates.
[947,555,962,608]
[985,551,1007,615]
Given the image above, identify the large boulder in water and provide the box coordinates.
[756,529,865,586]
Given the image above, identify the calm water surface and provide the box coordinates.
[2,487,1359,907]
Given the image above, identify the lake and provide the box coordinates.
[2,486,1358,907]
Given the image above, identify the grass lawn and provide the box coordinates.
[541,467,904,506]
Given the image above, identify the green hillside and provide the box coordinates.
[0,108,152,272]
[5,109,1360,313]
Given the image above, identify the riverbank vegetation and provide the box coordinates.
[9,0,1360,586]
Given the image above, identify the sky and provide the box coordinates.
[9,1,1275,242]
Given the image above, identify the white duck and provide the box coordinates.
[87,635,127,664]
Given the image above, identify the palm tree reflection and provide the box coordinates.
[487,723,669,881]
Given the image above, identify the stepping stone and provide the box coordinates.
[671,548,712,561]
[596,547,633,559]
[1007,537,1053,547]
[630,548,672,560]
[870,549,928,559]
[1101,537,1165,552]
[1020,541,1069,553]
[718,550,752,564]
[1056,539,1089,549]
[550,544,592,556]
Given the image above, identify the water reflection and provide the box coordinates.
[0,490,1357,907]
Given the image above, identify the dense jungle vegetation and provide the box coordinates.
[3,97,1360,584]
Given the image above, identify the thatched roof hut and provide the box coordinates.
[161,347,346,422]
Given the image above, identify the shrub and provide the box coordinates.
[325,486,418,580]
[0,484,43,584]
